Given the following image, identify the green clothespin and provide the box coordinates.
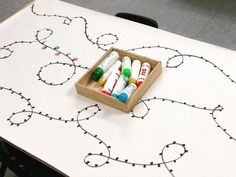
[54,46,60,50]
[41,45,47,50]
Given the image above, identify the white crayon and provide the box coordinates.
[111,75,128,98]
[98,60,121,86]
[129,60,141,84]
[101,69,120,95]
[118,83,137,102]
[122,56,132,77]
[91,51,119,81]
[136,62,151,87]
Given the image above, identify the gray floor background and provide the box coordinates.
[0,0,235,176]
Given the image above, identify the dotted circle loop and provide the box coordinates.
[35,28,53,41]
[0,48,13,59]
[37,62,76,86]
[166,54,184,68]
[96,33,118,46]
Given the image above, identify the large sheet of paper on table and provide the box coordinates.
[0,0,236,176]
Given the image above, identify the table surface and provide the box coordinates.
[0,0,236,177]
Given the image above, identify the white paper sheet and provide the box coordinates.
[0,0,236,176]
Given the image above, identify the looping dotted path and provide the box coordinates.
[0,2,236,177]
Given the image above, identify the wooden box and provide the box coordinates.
[75,48,162,113]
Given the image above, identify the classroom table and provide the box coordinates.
[0,0,236,176]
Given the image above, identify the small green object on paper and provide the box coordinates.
[41,46,47,49]
[54,46,60,50]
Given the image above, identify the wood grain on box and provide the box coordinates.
[75,48,162,113]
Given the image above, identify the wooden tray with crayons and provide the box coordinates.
[75,47,162,113]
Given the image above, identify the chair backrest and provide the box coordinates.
[115,12,158,28]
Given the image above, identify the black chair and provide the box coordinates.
[0,163,7,177]
[115,12,158,28]
[0,140,65,177]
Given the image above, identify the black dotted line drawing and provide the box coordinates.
[2,2,235,86]
[131,97,236,142]
[31,4,119,51]
[0,86,34,126]
[0,3,235,176]
[31,4,73,25]
[0,40,41,60]
[8,104,100,126]
[131,97,216,119]
[0,85,188,176]
[126,46,236,84]
[166,54,236,83]
[126,45,184,68]
[210,105,236,141]
[0,24,118,86]
[0,38,233,176]
[35,28,89,86]
[84,141,188,177]
[0,85,101,126]
[0,28,89,86]
[2,38,234,86]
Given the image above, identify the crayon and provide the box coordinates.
[91,51,119,81]
[118,83,137,102]
[122,56,132,77]
[111,75,128,98]
[98,60,121,86]
[136,62,151,87]
[129,59,141,84]
[101,69,120,95]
